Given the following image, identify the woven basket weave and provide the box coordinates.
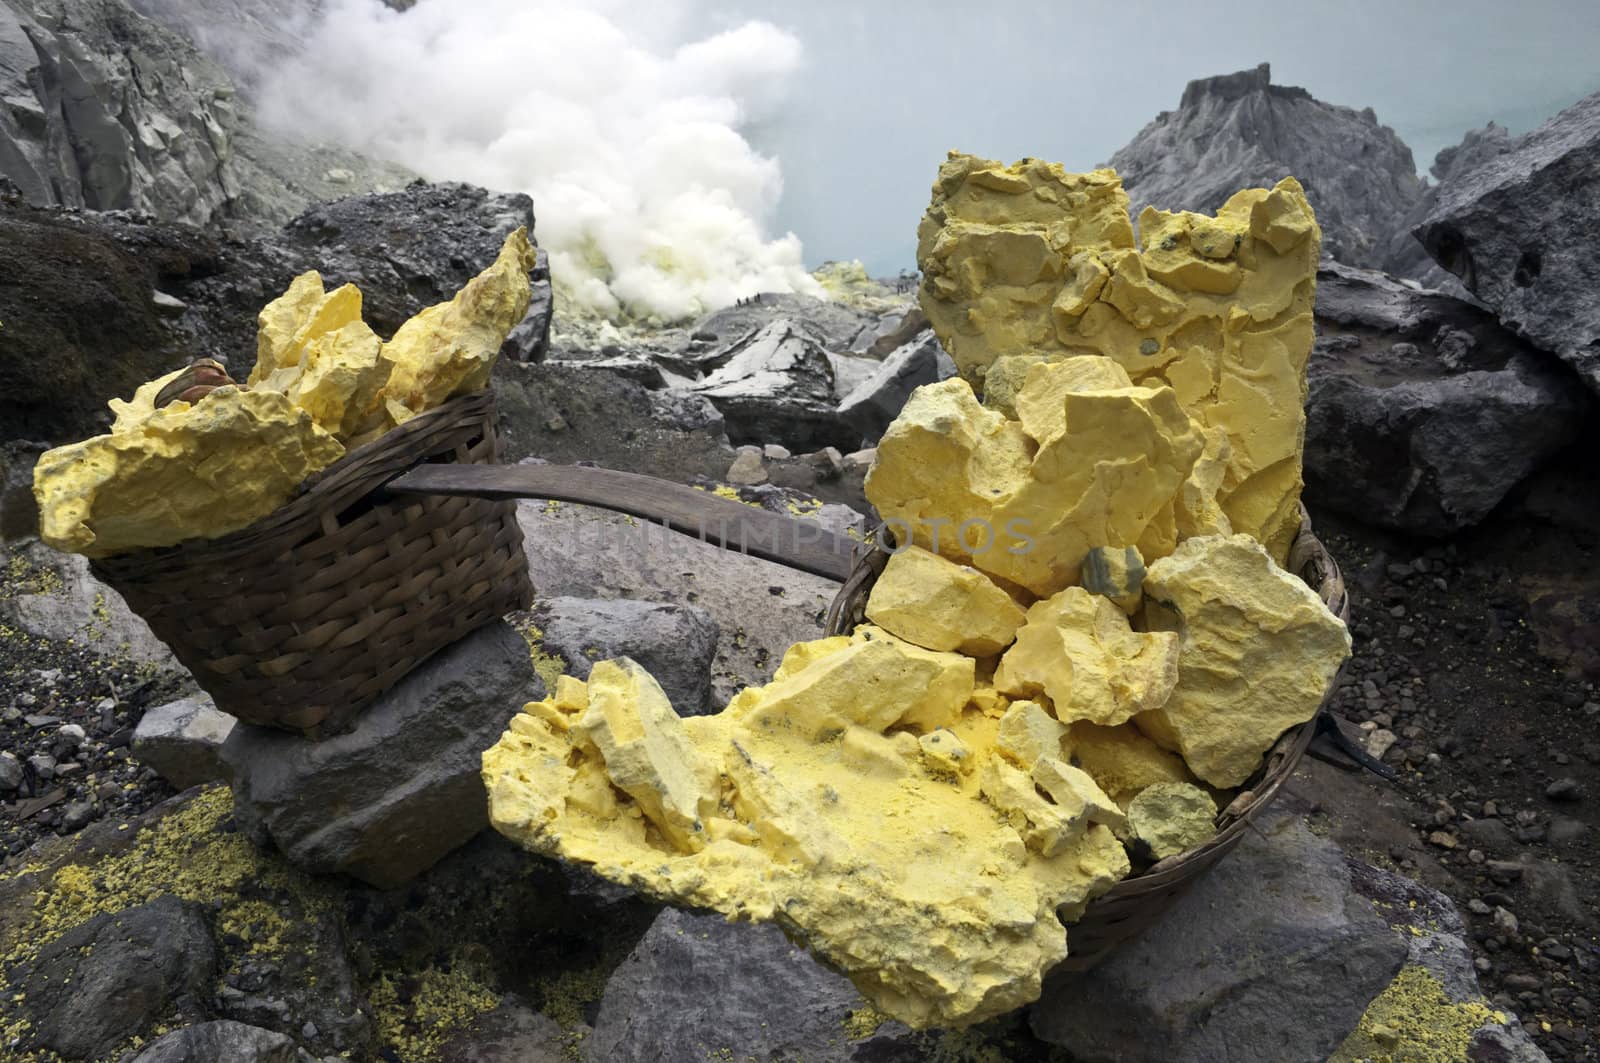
[91,390,533,737]
[823,504,1348,972]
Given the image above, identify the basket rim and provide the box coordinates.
[823,503,1350,894]
[90,390,498,575]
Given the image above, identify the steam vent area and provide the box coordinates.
[1,8,1598,1059]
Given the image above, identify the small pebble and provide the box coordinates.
[1544,777,1583,803]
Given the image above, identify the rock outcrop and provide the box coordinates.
[681,319,854,451]
[1413,88,1600,394]
[1305,260,1590,534]
[835,330,957,443]
[0,0,407,228]
[1106,63,1425,271]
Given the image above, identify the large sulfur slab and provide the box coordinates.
[33,389,345,557]
[994,587,1180,728]
[482,630,1131,1030]
[916,153,1321,560]
[34,230,535,558]
[1136,534,1350,788]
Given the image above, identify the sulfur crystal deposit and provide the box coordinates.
[35,230,536,557]
[485,157,1349,1030]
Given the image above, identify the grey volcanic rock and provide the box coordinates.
[1032,812,1408,1062]
[0,438,44,539]
[128,1021,308,1063]
[1108,63,1425,270]
[1384,122,1519,292]
[684,292,879,358]
[221,620,541,888]
[585,907,871,1063]
[0,539,180,670]
[683,319,854,451]
[1306,261,1590,534]
[528,597,720,714]
[16,895,218,1059]
[836,330,957,443]
[0,0,407,228]
[1413,90,1600,394]
[132,693,236,788]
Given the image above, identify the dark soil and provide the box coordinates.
[1303,459,1600,1059]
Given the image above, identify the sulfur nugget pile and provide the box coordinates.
[483,159,1352,1030]
[34,229,536,558]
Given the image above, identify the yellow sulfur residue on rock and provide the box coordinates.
[1136,534,1350,787]
[482,630,1132,1030]
[994,587,1179,728]
[865,545,1025,656]
[1063,721,1195,807]
[35,229,536,558]
[866,368,1205,597]
[32,389,345,557]
[916,152,1321,561]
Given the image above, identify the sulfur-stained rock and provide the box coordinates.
[865,545,1025,656]
[980,353,1050,418]
[1126,782,1218,861]
[1063,721,1195,806]
[994,588,1179,728]
[380,228,537,423]
[1081,545,1146,615]
[1137,534,1350,788]
[33,388,345,557]
[866,371,1205,597]
[916,153,1321,561]
[482,631,1132,1030]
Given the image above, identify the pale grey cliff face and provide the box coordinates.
[1105,63,1427,272]
[0,0,409,229]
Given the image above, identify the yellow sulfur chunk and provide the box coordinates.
[996,700,1067,770]
[1032,757,1126,834]
[979,353,1050,418]
[994,587,1179,728]
[33,388,345,557]
[735,626,974,736]
[380,228,537,422]
[483,634,1132,1030]
[1063,721,1195,807]
[916,152,1321,562]
[1125,781,1218,861]
[865,545,1025,656]
[979,757,1086,858]
[866,370,1205,597]
[1080,544,1146,615]
[1137,534,1351,787]
[575,659,720,853]
[107,368,188,433]
[275,320,391,442]
[250,273,365,385]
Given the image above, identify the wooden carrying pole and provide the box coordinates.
[384,463,862,582]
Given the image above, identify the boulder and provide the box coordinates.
[127,1021,307,1063]
[14,895,218,1060]
[220,620,542,888]
[682,319,854,451]
[1306,260,1590,534]
[515,495,860,707]
[1107,63,1426,273]
[1413,89,1600,393]
[0,539,180,670]
[132,693,236,788]
[1384,123,1519,293]
[585,907,869,1063]
[835,331,958,443]
[681,292,880,358]
[526,596,721,715]
[1031,812,1409,1062]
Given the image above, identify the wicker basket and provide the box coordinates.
[823,505,1349,972]
[91,390,533,737]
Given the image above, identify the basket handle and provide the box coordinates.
[383,463,860,582]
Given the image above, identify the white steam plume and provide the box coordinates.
[257,0,821,324]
